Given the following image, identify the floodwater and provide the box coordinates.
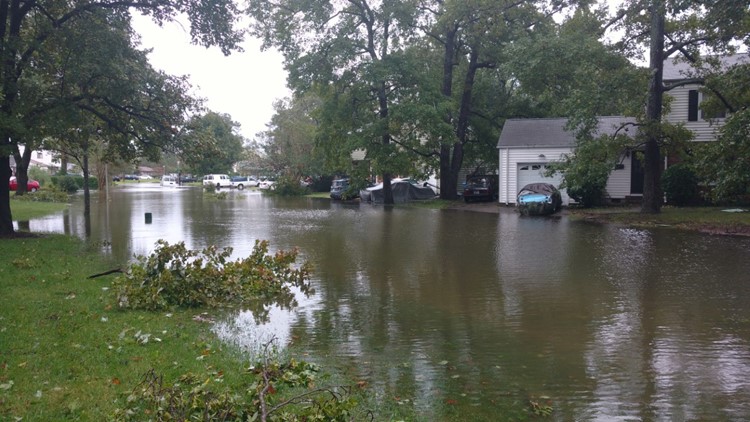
[19,184,750,420]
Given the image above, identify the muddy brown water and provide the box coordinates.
[20,185,750,420]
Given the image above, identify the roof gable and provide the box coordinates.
[497,116,635,148]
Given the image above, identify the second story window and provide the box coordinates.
[688,89,727,121]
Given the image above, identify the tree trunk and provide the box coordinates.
[82,152,92,237]
[12,143,31,195]
[642,0,665,214]
[377,82,394,204]
[59,154,68,175]
[439,144,454,199]
[439,26,458,200]
[437,30,484,202]
[96,157,107,194]
[0,154,13,236]
[450,50,480,199]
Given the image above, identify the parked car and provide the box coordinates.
[258,179,275,190]
[9,176,40,192]
[463,175,498,203]
[359,178,435,203]
[231,176,258,190]
[123,174,139,181]
[138,174,154,180]
[160,175,178,187]
[329,178,350,200]
[516,183,562,216]
[179,175,198,184]
[202,174,232,188]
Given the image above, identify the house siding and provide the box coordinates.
[666,84,724,142]
[605,155,632,199]
[499,147,634,205]
[498,147,572,205]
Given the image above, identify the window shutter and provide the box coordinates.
[688,90,699,121]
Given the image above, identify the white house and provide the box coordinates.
[661,55,747,143]
[496,54,747,205]
[496,116,637,206]
[11,145,77,175]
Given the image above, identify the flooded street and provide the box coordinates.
[20,184,750,420]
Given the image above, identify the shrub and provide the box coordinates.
[11,185,70,202]
[70,175,98,189]
[662,164,700,206]
[270,175,309,196]
[567,183,606,208]
[51,175,79,193]
[111,240,312,311]
[340,187,359,200]
[28,167,51,187]
[549,135,625,208]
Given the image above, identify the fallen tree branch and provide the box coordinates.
[87,268,123,279]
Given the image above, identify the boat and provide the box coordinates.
[516,183,562,216]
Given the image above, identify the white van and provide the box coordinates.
[202,174,232,188]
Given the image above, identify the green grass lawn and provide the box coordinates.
[571,205,750,235]
[10,199,69,221]
[0,236,255,419]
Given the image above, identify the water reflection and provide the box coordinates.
[19,186,750,420]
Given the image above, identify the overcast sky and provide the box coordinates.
[131,15,290,141]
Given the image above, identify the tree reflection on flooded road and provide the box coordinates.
[23,185,750,420]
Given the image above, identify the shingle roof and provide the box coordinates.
[496,116,636,148]
[663,53,749,81]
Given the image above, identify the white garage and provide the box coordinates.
[497,117,636,206]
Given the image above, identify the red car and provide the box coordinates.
[9,176,40,192]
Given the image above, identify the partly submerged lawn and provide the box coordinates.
[571,205,750,236]
[0,234,541,421]
[10,199,69,221]
[0,235,255,419]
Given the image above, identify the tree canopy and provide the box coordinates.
[181,112,245,176]
[0,0,244,235]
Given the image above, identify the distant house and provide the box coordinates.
[496,117,636,206]
[11,146,77,175]
[496,54,747,206]
[138,166,160,177]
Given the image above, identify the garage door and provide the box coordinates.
[517,163,563,191]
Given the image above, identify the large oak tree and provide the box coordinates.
[247,0,423,204]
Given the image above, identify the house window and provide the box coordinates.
[36,152,43,159]
[688,89,726,121]
[688,90,699,122]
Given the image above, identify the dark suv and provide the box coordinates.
[463,175,498,202]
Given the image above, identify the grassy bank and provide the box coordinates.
[10,199,69,221]
[0,236,256,419]
[570,205,750,236]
